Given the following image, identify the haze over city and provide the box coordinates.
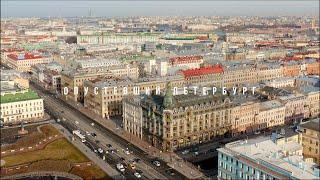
[1,1,319,17]
[1,1,319,180]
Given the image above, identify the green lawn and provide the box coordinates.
[71,165,110,180]
[0,89,40,104]
[3,138,88,167]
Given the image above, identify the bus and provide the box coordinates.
[73,130,86,143]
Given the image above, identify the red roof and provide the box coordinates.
[282,57,303,61]
[294,51,318,56]
[169,55,203,65]
[7,53,42,60]
[1,48,24,53]
[181,64,224,78]
[196,36,209,40]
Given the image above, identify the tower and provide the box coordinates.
[163,82,173,109]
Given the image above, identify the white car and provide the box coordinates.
[153,161,160,167]
[254,131,261,135]
[134,172,141,178]
[116,163,125,172]
[98,148,103,154]
[182,150,189,155]
[124,150,130,155]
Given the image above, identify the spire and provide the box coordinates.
[163,82,173,109]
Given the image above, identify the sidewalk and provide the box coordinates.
[52,123,123,180]
[64,99,206,179]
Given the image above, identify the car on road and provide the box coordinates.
[134,172,141,178]
[91,132,97,137]
[123,148,130,155]
[116,163,125,172]
[129,159,136,164]
[98,148,103,154]
[165,168,175,176]
[128,163,136,170]
[153,160,160,167]
[254,131,261,135]
[182,149,189,155]
[133,158,141,163]
[120,157,125,161]
[106,144,112,148]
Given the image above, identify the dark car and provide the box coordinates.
[106,144,112,148]
[120,157,125,161]
[133,158,141,163]
[165,168,175,176]
[91,132,97,137]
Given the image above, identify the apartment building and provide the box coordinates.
[231,99,260,135]
[123,88,234,151]
[169,55,204,69]
[282,62,301,77]
[5,52,53,72]
[299,118,320,165]
[264,77,295,88]
[84,76,184,119]
[77,32,160,45]
[222,64,257,88]
[217,136,319,180]
[300,86,320,119]
[123,96,143,139]
[0,89,44,125]
[61,64,139,102]
[278,94,306,124]
[257,63,284,82]
[256,100,286,130]
[180,64,223,87]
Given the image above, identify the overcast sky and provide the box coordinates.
[1,1,319,18]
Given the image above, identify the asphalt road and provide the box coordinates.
[30,81,186,180]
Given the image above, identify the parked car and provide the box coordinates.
[128,163,136,170]
[182,149,189,155]
[133,158,141,163]
[106,144,112,148]
[153,160,160,167]
[134,172,141,178]
[116,163,125,172]
[98,148,103,154]
[165,168,175,176]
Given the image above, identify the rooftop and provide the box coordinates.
[169,55,203,64]
[181,64,223,78]
[0,90,41,104]
[7,53,42,60]
[299,118,320,132]
[218,136,319,179]
[260,100,283,111]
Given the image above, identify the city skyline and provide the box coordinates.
[1,1,319,18]
[1,1,319,179]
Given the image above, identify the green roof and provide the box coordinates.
[120,54,155,61]
[0,90,41,104]
[164,37,196,40]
